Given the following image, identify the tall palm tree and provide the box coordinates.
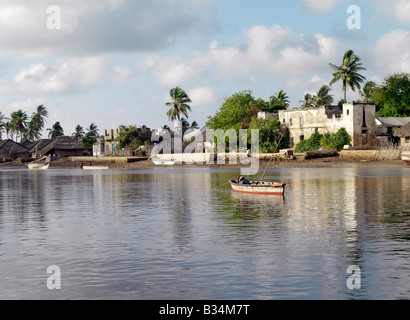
[329,49,366,102]
[5,121,13,140]
[359,81,377,103]
[299,93,314,108]
[165,86,192,133]
[86,123,99,137]
[10,109,29,142]
[312,85,334,107]
[31,105,48,135]
[47,122,64,138]
[72,125,85,138]
[270,89,290,110]
[0,112,8,140]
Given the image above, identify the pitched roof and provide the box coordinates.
[0,139,30,153]
[376,117,410,127]
[394,122,410,137]
[20,139,37,150]
[29,139,54,153]
[38,136,84,154]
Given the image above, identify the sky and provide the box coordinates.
[0,0,409,138]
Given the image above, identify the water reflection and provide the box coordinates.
[0,167,409,299]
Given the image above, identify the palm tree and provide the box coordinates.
[359,81,377,103]
[329,49,366,102]
[47,122,64,138]
[161,124,170,131]
[5,121,13,140]
[312,85,334,107]
[72,125,85,138]
[270,89,290,110]
[299,93,314,108]
[86,123,99,137]
[0,112,8,140]
[165,86,192,133]
[190,120,199,130]
[10,109,29,142]
[31,105,48,138]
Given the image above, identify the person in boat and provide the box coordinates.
[238,176,251,184]
[80,162,83,168]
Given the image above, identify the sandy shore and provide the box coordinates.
[2,156,406,169]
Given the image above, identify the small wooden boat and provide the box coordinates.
[402,151,410,167]
[27,155,50,170]
[28,162,50,170]
[82,166,109,170]
[229,179,286,196]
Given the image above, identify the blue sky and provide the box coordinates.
[0,0,409,138]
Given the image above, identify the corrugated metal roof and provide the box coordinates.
[376,117,410,127]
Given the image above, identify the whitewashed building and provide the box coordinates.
[277,103,377,149]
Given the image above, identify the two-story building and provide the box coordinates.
[277,102,377,149]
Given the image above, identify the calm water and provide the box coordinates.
[0,165,409,300]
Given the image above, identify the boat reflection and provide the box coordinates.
[230,191,285,206]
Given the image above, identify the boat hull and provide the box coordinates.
[82,166,109,170]
[229,180,285,196]
[28,163,50,169]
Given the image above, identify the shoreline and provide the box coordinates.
[1,156,406,170]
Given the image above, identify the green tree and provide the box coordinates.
[320,128,351,151]
[86,123,99,137]
[312,85,334,107]
[29,105,48,140]
[81,135,95,150]
[360,81,377,103]
[10,109,29,142]
[165,86,192,132]
[47,122,64,138]
[206,90,260,132]
[299,93,314,108]
[372,73,410,117]
[329,49,366,102]
[115,125,151,150]
[73,125,85,138]
[248,116,289,153]
[269,89,290,111]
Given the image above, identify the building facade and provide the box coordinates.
[278,103,377,149]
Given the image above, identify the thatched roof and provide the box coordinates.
[394,122,410,138]
[39,136,84,154]
[29,139,54,153]
[0,139,30,153]
[20,139,37,150]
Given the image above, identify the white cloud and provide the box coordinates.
[0,0,219,58]
[1,56,108,94]
[374,0,410,24]
[113,66,132,84]
[309,75,322,83]
[152,24,340,83]
[153,56,202,87]
[189,87,218,106]
[373,29,410,74]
